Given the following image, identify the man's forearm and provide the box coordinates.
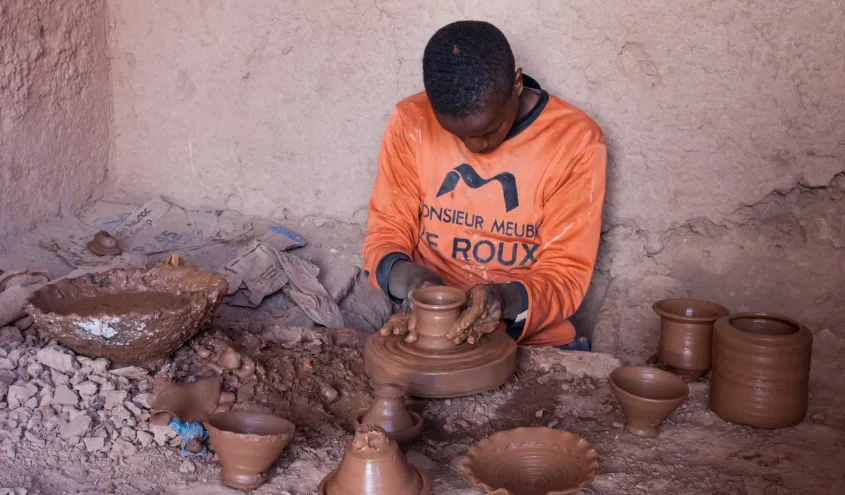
[489,282,524,321]
[387,261,444,301]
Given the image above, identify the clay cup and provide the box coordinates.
[610,366,689,438]
[653,298,729,381]
[205,411,296,491]
[409,286,467,350]
[354,384,423,453]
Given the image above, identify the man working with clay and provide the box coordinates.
[363,21,606,351]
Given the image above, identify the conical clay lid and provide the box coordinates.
[361,384,417,432]
[321,425,428,495]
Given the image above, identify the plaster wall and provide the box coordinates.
[0,0,111,238]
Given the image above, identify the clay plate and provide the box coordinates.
[464,427,599,495]
[25,265,228,364]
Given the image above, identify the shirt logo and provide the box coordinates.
[435,163,519,212]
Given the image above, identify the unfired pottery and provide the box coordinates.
[205,411,296,491]
[87,231,122,256]
[710,313,813,429]
[354,384,423,451]
[609,366,689,438]
[463,427,599,495]
[25,265,228,364]
[318,424,429,495]
[149,376,222,425]
[365,286,517,398]
[653,298,729,381]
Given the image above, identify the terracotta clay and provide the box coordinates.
[205,411,296,491]
[318,424,429,495]
[149,376,222,425]
[354,384,423,451]
[463,427,599,495]
[710,313,813,429]
[653,298,729,381]
[25,265,228,364]
[87,231,122,256]
[365,286,517,398]
[609,366,689,438]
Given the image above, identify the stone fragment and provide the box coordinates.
[104,390,128,410]
[36,346,78,374]
[74,381,99,396]
[60,415,92,438]
[132,393,150,408]
[6,384,36,409]
[53,385,79,406]
[83,436,105,452]
[179,460,196,473]
[109,367,147,379]
[120,426,136,441]
[136,430,153,447]
[149,424,176,446]
[124,401,143,419]
[51,372,70,386]
[78,357,111,376]
[111,438,139,457]
[25,363,43,378]
[0,327,23,344]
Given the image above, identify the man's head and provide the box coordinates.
[423,21,522,154]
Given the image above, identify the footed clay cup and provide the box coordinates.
[25,265,228,364]
[355,384,423,452]
[409,286,467,351]
[319,424,429,495]
[87,231,122,256]
[653,298,729,381]
[710,313,813,429]
[610,366,689,438]
[464,427,599,495]
[205,411,296,491]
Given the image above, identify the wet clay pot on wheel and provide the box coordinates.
[365,286,518,398]
[653,298,729,381]
[319,424,429,495]
[610,366,689,438]
[710,313,813,429]
[354,384,423,453]
[205,412,296,491]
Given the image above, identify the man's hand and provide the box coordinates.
[446,285,504,345]
[379,261,442,343]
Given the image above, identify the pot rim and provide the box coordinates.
[204,411,296,441]
[609,366,690,404]
[717,312,807,342]
[410,286,466,311]
[652,298,729,323]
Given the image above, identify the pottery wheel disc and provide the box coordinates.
[364,331,518,398]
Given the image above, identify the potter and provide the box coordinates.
[363,20,604,351]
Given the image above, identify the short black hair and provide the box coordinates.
[423,21,516,118]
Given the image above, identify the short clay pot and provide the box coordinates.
[710,313,813,429]
[87,231,122,256]
[205,411,296,491]
[319,424,429,495]
[410,286,467,351]
[653,298,729,381]
[354,384,423,452]
[149,376,222,425]
[609,366,689,438]
[463,427,599,495]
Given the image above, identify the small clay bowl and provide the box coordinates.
[464,427,599,495]
[205,411,296,491]
[353,383,424,453]
[609,366,689,438]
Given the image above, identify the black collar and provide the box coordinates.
[505,74,549,141]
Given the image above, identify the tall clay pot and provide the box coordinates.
[409,286,466,351]
[653,298,729,381]
[710,313,813,429]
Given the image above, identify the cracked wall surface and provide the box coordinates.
[0,0,111,239]
[105,0,845,231]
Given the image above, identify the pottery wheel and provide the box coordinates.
[364,332,518,399]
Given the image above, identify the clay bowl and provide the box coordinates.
[609,366,689,438]
[653,298,729,381]
[25,265,228,364]
[464,427,599,495]
[205,411,296,491]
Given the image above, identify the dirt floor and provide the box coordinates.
[1,221,844,494]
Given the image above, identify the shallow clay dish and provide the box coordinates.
[463,427,599,495]
[25,265,228,364]
[319,424,429,495]
[205,411,296,491]
[365,286,517,398]
[710,313,813,429]
[609,366,689,438]
[653,298,729,381]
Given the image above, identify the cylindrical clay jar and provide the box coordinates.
[710,313,813,429]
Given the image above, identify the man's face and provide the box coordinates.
[434,72,522,154]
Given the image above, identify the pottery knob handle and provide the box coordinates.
[351,425,391,452]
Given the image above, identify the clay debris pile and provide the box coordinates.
[0,328,177,461]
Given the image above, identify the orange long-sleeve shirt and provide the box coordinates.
[363,78,606,346]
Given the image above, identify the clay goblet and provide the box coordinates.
[354,384,423,453]
[205,411,296,491]
[609,366,689,438]
[653,298,729,381]
[409,286,467,350]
